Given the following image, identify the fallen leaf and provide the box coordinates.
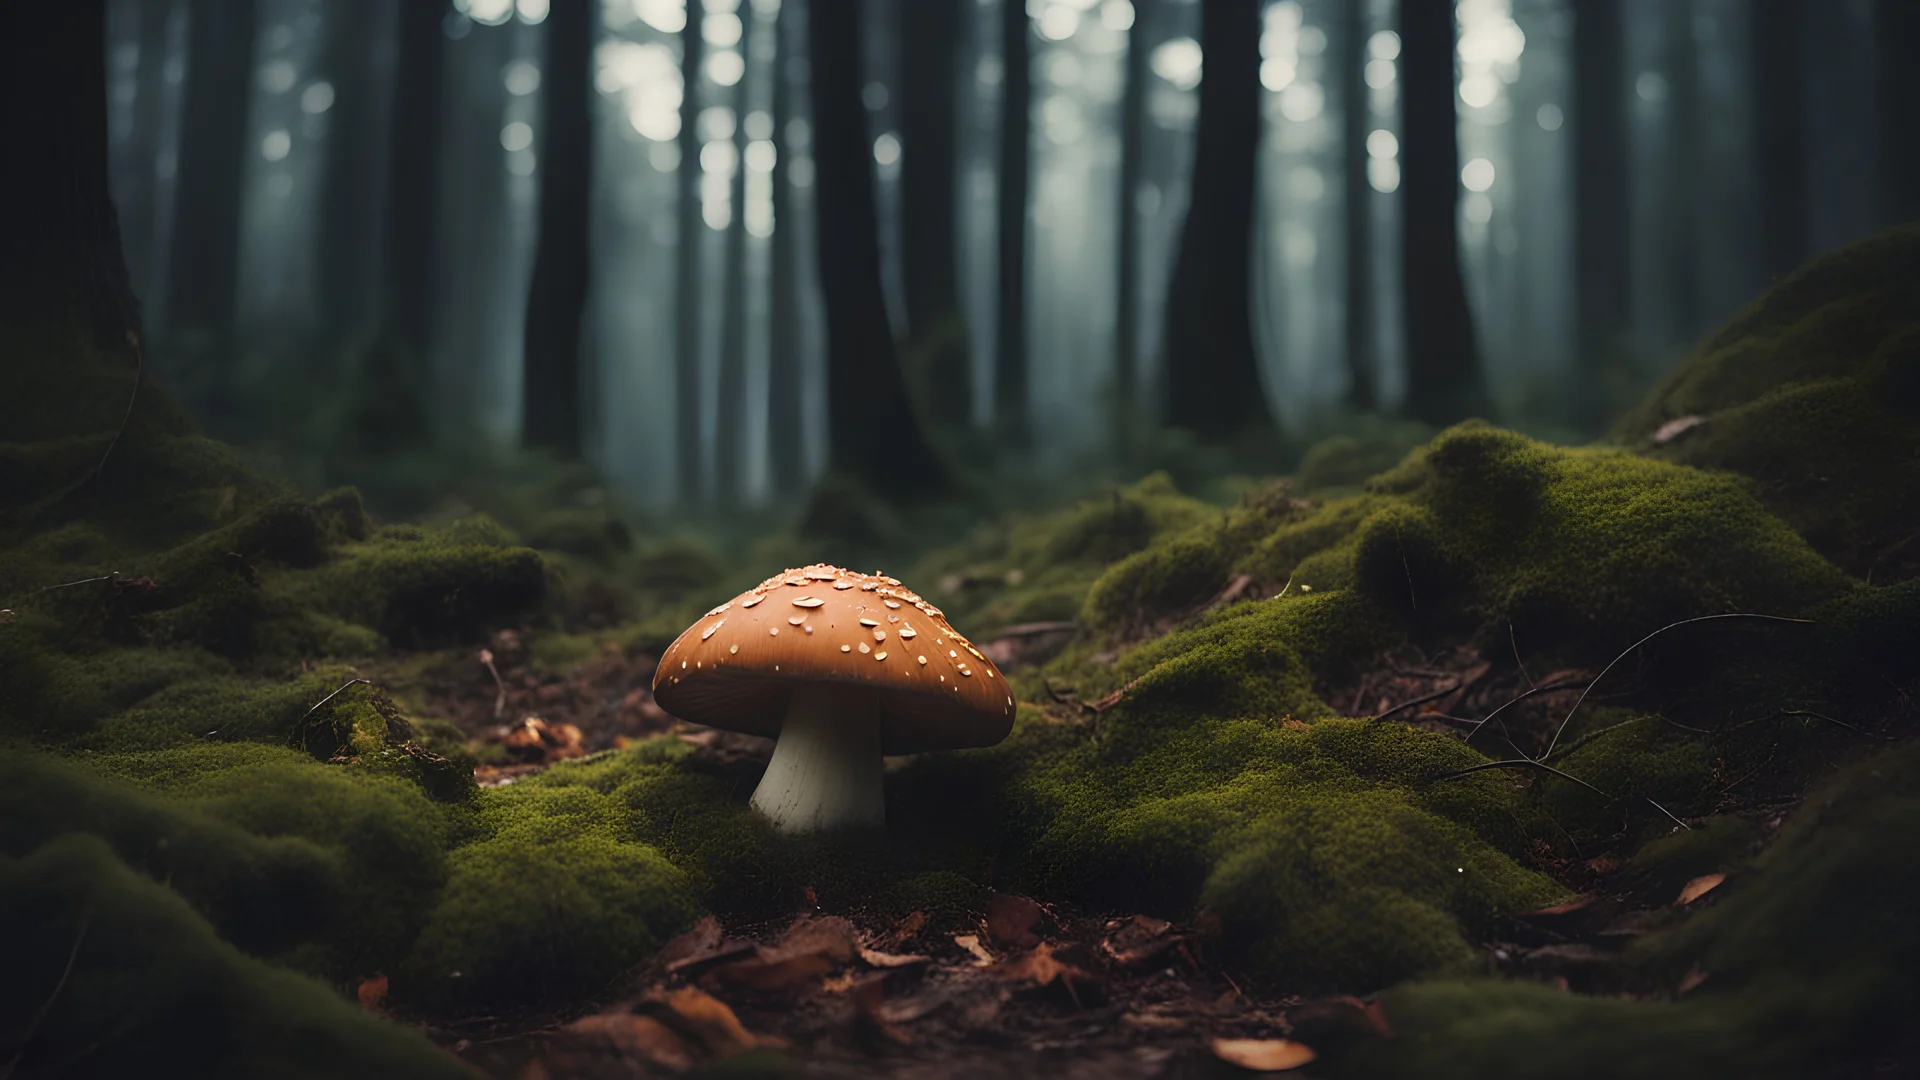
[1678,967,1710,995]
[858,945,932,968]
[995,943,1070,986]
[1211,1037,1318,1072]
[878,910,927,948]
[563,1013,697,1071]
[954,934,995,967]
[1100,914,1182,968]
[644,985,760,1057]
[1677,872,1726,905]
[1524,896,1597,918]
[356,974,388,1011]
[1651,414,1708,445]
[706,916,858,992]
[985,893,1046,949]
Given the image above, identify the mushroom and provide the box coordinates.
[652,564,1016,833]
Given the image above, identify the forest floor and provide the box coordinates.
[386,631,1849,1079]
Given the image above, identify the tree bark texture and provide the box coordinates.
[1161,0,1274,441]
[1399,0,1487,426]
[994,0,1032,444]
[675,0,706,501]
[767,3,805,490]
[899,0,970,429]
[1571,0,1628,425]
[166,0,254,346]
[1752,0,1809,281]
[714,8,754,502]
[522,0,596,457]
[2,0,139,345]
[808,0,949,496]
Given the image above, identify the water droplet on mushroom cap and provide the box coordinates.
[741,595,765,608]
[702,619,726,640]
[794,596,824,608]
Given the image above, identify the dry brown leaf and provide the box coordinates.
[954,934,996,967]
[1211,1037,1318,1072]
[706,916,858,992]
[1524,896,1597,918]
[356,974,388,1011]
[1100,914,1180,968]
[879,910,928,948]
[1678,966,1710,996]
[564,1013,697,1072]
[995,944,1070,986]
[1677,872,1726,905]
[858,945,932,968]
[1651,415,1708,445]
[649,985,760,1057]
[985,893,1046,949]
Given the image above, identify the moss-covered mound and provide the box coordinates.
[1617,225,1920,582]
[1334,742,1920,1078]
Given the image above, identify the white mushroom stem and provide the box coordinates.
[750,684,884,834]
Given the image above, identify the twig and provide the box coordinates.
[1374,667,1491,723]
[0,910,92,1080]
[1541,613,1815,761]
[22,573,121,598]
[1460,679,1587,746]
[301,677,372,724]
[1778,709,1886,740]
[1437,758,1613,798]
[1509,622,1533,689]
[1644,797,1692,830]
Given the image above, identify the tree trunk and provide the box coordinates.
[1752,0,1808,281]
[165,0,254,382]
[767,3,805,490]
[350,0,443,451]
[1662,0,1700,341]
[2,0,139,346]
[1879,0,1920,224]
[1114,0,1151,437]
[808,0,949,497]
[1339,0,1374,411]
[899,0,970,429]
[1399,0,1486,426]
[316,1,387,345]
[714,9,754,503]
[1571,0,1628,427]
[522,0,596,457]
[675,0,706,502]
[117,0,177,321]
[994,0,1032,446]
[1161,0,1274,441]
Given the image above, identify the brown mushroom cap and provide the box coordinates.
[652,564,1016,754]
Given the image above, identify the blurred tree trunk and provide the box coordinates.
[117,0,176,322]
[675,0,706,501]
[767,4,805,490]
[353,0,443,451]
[1753,0,1808,281]
[1399,0,1486,426]
[899,0,970,431]
[808,0,949,497]
[1663,0,1700,341]
[994,0,1031,446]
[317,1,387,345]
[715,9,754,503]
[1339,0,1374,411]
[1162,0,1274,442]
[1875,0,1918,224]
[1113,0,1151,442]
[523,0,596,458]
[1571,0,1627,428]
[165,0,254,417]
[2,0,139,346]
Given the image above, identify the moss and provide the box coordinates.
[1537,716,1720,842]
[1618,225,1920,581]
[1,834,472,1080]
[400,773,702,1009]
[1335,742,1920,1078]
[1,747,450,982]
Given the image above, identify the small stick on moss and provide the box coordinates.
[1509,622,1533,689]
[479,649,507,720]
[302,677,372,723]
[1460,678,1587,747]
[1778,709,1886,740]
[1436,757,1614,799]
[1540,613,1815,761]
[1644,797,1692,831]
[1375,668,1491,723]
[21,572,121,598]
